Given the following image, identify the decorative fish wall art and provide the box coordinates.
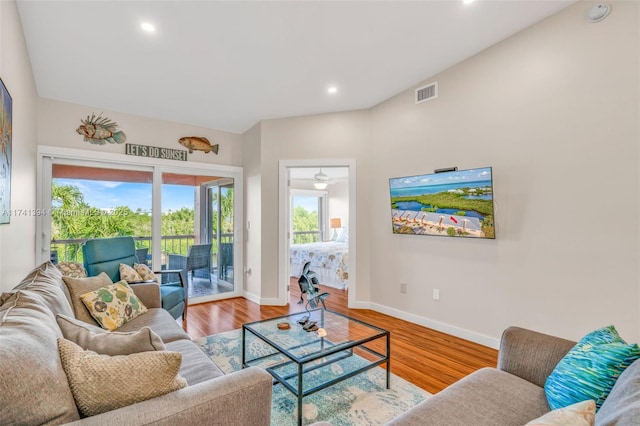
[178,136,219,154]
[76,113,126,145]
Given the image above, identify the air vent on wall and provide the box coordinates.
[415,82,438,104]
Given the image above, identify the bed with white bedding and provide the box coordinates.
[289,241,349,290]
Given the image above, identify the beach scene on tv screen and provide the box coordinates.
[389,167,495,239]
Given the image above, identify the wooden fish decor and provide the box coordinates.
[76,113,126,145]
[178,136,219,154]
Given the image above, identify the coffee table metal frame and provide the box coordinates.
[242,308,390,426]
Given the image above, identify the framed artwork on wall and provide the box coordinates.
[389,167,496,239]
[0,78,12,224]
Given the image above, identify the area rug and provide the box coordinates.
[196,329,430,426]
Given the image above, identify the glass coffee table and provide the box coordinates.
[242,309,390,426]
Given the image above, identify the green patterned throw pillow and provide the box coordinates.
[80,280,148,331]
[544,325,640,411]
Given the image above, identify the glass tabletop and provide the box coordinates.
[243,309,388,363]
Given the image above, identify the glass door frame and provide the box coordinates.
[201,177,235,285]
[36,145,244,303]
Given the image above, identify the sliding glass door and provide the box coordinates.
[159,174,235,300]
[203,178,234,287]
[38,150,243,304]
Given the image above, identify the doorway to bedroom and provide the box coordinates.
[280,161,355,307]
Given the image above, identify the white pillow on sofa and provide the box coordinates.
[525,400,595,426]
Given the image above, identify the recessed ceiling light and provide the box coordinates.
[463,0,476,4]
[140,22,156,32]
[328,86,338,94]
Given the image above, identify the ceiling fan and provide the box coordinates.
[314,169,330,189]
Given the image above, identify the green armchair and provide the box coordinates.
[82,236,188,323]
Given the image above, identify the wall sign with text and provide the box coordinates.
[125,143,187,161]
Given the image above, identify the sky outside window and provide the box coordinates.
[54,179,193,212]
[293,196,318,213]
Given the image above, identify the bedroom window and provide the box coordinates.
[290,189,327,244]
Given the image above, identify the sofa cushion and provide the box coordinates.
[12,260,74,318]
[525,399,595,426]
[386,368,550,426]
[544,325,640,411]
[62,272,114,326]
[57,314,165,355]
[595,358,640,425]
[0,291,80,424]
[80,280,148,331]
[116,307,190,343]
[58,337,187,417]
[165,339,225,385]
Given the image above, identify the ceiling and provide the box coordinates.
[17,1,574,134]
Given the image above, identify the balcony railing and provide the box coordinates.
[50,234,233,264]
[292,230,322,245]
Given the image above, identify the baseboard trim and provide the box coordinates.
[369,302,500,350]
[261,297,287,306]
[347,300,372,309]
[242,291,261,304]
[241,292,499,348]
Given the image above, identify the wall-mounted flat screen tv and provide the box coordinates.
[389,167,495,239]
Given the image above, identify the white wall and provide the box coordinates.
[368,1,640,345]
[327,180,349,231]
[0,1,39,292]
[243,121,262,300]
[37,98,243,166]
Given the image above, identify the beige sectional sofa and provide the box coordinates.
[0,261,272,425]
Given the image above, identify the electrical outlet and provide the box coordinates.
[433,289,440,300]
[400,282,407,294]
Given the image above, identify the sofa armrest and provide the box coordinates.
[128,282,161,309]
[63,367,272,425]
[498,326,576,388]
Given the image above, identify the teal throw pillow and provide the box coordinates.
[544,325,640,411]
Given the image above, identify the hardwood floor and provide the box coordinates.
[185,279,498,394]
